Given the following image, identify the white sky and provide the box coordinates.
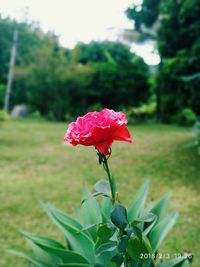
[0,0,160,65]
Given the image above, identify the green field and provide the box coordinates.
[0,119,199,267]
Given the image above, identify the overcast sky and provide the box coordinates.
[0,0,160,65]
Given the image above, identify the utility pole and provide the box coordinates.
[4,30,18,112]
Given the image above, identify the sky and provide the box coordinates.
[0,0,160,65]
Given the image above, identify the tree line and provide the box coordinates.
[0,16,149,121]
[0,0,200,124]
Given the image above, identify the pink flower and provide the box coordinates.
[64,108,132,155]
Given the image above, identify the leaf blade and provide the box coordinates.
[128,180,150,221]
[149,212,178,251]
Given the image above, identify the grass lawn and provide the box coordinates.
[0,119,199,266]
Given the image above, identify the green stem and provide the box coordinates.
[124,252,130,267]
[102,154,115,203]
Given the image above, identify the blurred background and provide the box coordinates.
[0,0,199,123]
[0,0,200,266]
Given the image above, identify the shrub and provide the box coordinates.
[0,110,10,122]
[175,108,197,126]
[124,102,157,123]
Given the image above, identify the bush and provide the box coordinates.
[124,102,157,123]
[0,110,10,122]
[175,108,197,126]
[10,39,150,121]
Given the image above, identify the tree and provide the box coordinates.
[0,16,59,110]
[75,41,150,110]
[126,0,200,122]
[0,17,150,120]
[25,41,149,120]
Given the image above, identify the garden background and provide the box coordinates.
[0,0,200,266]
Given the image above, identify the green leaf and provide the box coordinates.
[118,235,129,253]
[111,202,128,230]
[8,250,52,267]
[42,203,96,265]
[21,231,90,265]
[92,192,110,199]
[76,187,102,241]
[149,212,178,251]
[25,237,55,264]
[143,216,157,236]
[77,224,97,234]
[42,202,83,230]
[127,235,152,264]
[150,192,172,223]
[21,231,65,249]
[128,180,150,221]
[100,197,112,223]
[95,224,114,248]
[131,213,156,226]
[95,241,118,266]
[95,241,117,257]
[132,226,143,239]
[157,256,188,267]
[94,179,111,196]
[111,254,124,267]
[181,259,191,267]
[129,259,144,267]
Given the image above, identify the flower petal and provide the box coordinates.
[96,139,113,155]
[113,126,132,143]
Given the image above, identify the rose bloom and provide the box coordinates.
[64,108,132,155]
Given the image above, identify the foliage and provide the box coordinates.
[174,108,197,127]
[158,0,200,58]
[156,0,200,121]
[22,41,149,119]
[25,50,93,120]
[76,41,133,65]
[126,0,161,39]
[0,110,10,121]
[126,0,200,122]
[156,49,200,122]
[10,181,191,267]
[0,17,150,119]
[0,16,58,104]
[91,57,149,111]
[124,102,157,123]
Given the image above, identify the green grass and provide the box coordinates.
[0,119,199,266]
